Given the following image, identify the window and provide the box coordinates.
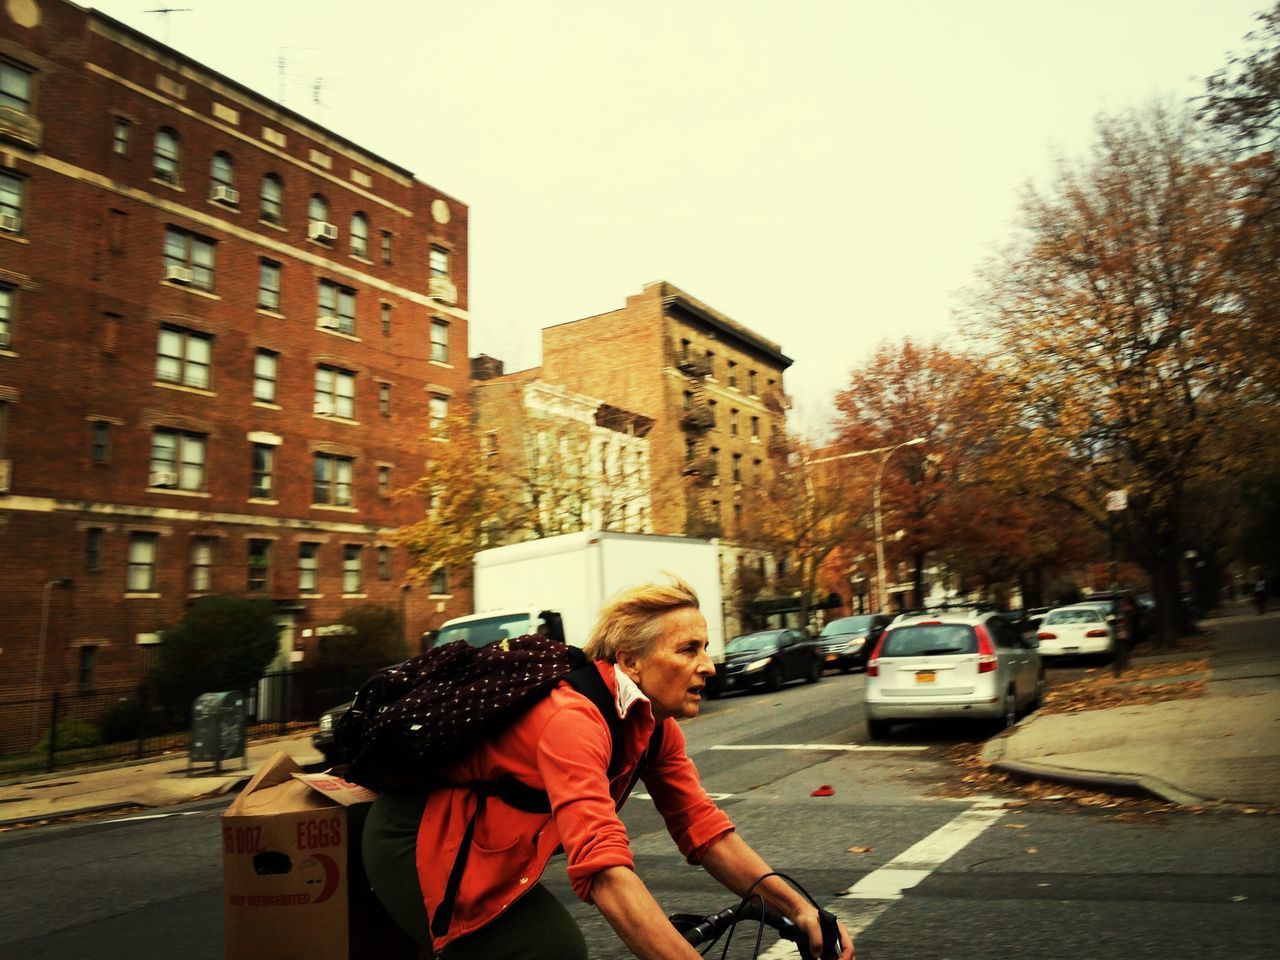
[127,533,158,592]
[150,428,206,491]
[753,458,762,483]
[342,544,362,593]
[298,543,319,593]
[429,395,449,435]
[377,545,391,580]
[685,438,696,462]
[751,416,760,441]
[253,350,278,403]
[0,172,24,232]
[378,464,391,495]
[378,382,391,417]
[705,350,715,379]
[163,226,216,290]
[78,645,98,691]
[314,453,354,506]
[0,284,12,347]
[210,152,235,200]
[430,567,448,595]
[85,528,103,571]
[308,193,330,235]
[732,452,742,483]
[708,399,717,427]
[0,59,33,112]
[112,118,131,156]
[318,279,356,335]
[380,230,392,265]
[257,259,281,310]
[156,326,212,389]
[430,319,449,362]
[314,365,355,418]
[91,421,111,463]
[350,212,369,257]
[728,360,737,389]
[733,503,743,531]
[260,173,283,224]
[251,443,275,499]
[381,302,392,336]
[683,390,694,410]
[748,370,758,394]
[190,538,213,592]
[730,408,739,436]
[248,539,270,592]
[153,128,180,183]
[429,245,449,277]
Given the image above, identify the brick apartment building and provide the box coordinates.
[540,281,792,541]
[0,0,470,699]
[470,359,654,538]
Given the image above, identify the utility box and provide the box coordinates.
[190,690,247,775]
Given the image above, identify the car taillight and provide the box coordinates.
[1037,631,1056,640]
[866,633,888,677]
[973,624,997,673]
[1085,629,1109,638]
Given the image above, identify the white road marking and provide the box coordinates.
[100,810,204,825]
[757,797,1007,959]
[710,743,928,753]
[631,792,734,802]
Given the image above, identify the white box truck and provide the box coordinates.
[432,530,725,672]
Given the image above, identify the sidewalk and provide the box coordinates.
[0,729,325,828]
[983,606,1280,806]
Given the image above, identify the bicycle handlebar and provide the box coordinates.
[670,899,843,959]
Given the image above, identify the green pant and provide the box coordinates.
[361,792,587,960]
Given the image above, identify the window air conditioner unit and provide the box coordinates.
[428,276,457,305]
[0,459,11,494]
[164,264,194,284]
[149,470,178,488]
[211,185,240,205]
[0,214,21,234]
[318,315,343,331]
[309,220,338,242]
[314,399,335,416]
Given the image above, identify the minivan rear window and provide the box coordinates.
[880,624,976,657]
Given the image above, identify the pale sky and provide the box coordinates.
[88,0,1265,437]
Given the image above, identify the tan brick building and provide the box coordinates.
[540,281,792,541]
[0,0,470,698]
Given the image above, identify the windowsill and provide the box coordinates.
[300,593,324,599]
[252,401,282,410]
[161,281,221,300]
[154,380,216,397]
[349,253,373,265]
[429,359,453,369]
[429,593,453,600]
[311,504,358,512]
[750,437,760,444]
[0,348,16,357]
[342,593,368,599]
[124,592,161,599]
[207,199,240,214]
[316,325,361,342]
[313,413,359,425]
[258,219,288,233]
[148,487,212,498]
[0,232,29,245]
[256,308,285,319]
[150,177,183,191]
[248,497,279,505]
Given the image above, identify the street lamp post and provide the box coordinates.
[872,438,927,612]
[32,577,74,735]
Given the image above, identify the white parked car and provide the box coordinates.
[1035,604,1116,661]
[863,609,1044,739]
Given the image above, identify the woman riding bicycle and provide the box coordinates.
[362,577,853,959]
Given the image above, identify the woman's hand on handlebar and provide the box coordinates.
[791,904,854,960]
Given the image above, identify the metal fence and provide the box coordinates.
[0,668,356,777]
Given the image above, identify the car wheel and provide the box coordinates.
[764,665,783,692]
[866,717,892,740]
[806,657,821,683]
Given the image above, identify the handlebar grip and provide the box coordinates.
[818,907,842,960]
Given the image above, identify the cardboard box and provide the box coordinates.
[222,752,419,960]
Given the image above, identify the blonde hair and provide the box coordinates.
[583,576,700,662]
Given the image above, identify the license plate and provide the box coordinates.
[914,671,936,684]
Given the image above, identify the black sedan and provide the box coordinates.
[716,628,822,694]
[815,614,892,672]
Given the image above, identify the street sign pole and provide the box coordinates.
[1106,489,1129,675]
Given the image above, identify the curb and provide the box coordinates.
[0,773,253,830]
[990,758,1211,807]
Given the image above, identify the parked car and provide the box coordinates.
[312,700,352,766]
[816,614,892,672]
[863,609,1043,739]
[717,628,822,693]
[1036,604,1116,661]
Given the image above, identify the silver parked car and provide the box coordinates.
[863,609,1044,739]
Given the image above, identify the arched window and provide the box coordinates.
[308,194,329,225]
[153,128,180,183]
[210,152,236,203]
[260,173,282,224]
[350,212,368,258]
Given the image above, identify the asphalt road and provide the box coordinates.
[2,669,1276,959]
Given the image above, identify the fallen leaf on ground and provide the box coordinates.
[1004,823,1028,829]
[848,846,875,854]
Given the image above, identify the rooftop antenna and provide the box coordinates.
[274,46,321,108]
[144,7,192,45]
